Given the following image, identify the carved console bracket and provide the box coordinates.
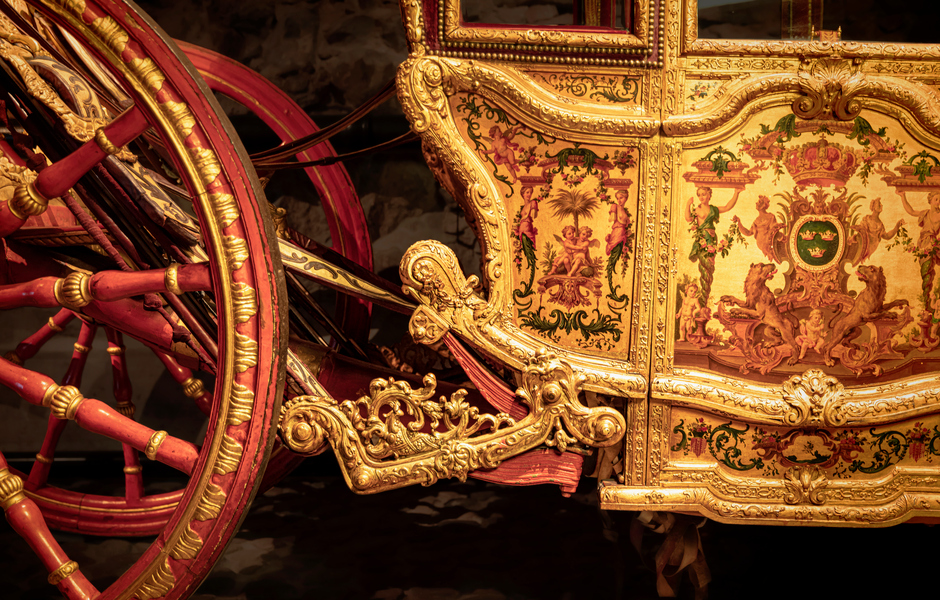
[278,351,626,494]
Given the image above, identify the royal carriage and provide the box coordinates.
[1,0,940,597]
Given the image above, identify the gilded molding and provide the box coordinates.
[47,561,79,586]
[54,271,92,310]
[163,263,183,295]
[0,468,25,510]
[144,430,167,461]
[280,351,625,494]
[48,385,84,420]
[181,377,204,400]
[168,525,203,561]
[135,557,175,600]
[9,181,47,220]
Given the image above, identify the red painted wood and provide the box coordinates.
[88,262,211,301]
[106,328,144,502]
[10,309,74,364]
[72,399,198,474]
[0,277,60,309]
[155,351,212,415]
[33,106,147,200]
[27,323,97,490]
[0,356,57,406]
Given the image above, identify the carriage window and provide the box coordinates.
[698,0,937,43]
[463,0,629,30]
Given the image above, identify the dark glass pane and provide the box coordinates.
[698,0,783,40]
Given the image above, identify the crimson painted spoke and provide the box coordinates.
[0,106,148,237]
[4,309,74,366]
[27,323,97,490]
[106,328,144,502]
[0,455,98,600]
[155,351,212,416]
[0,358,198,475]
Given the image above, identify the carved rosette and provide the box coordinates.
[279,351,625,494]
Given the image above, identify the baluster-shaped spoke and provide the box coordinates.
[0,358,198,474]
[0,262,211,311]
[154,351,212,416]
[0,456,98,600]
[27,323,97,491]
[106,328,144,502]
[4,309,75,366]
[0,105,148,237]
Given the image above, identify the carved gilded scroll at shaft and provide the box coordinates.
[279,351,625,494]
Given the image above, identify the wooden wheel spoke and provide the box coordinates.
[154,351,212,416]
[0,262,210,311]
[0,106,148,237]
[0,456,98,600]
[0,357,198,475]
[27,323,97,490]
[105,328,145,502]
[4,309,74,366]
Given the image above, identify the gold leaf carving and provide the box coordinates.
[135,557,175,600]
[233,332,258,373]
[192,483,225,521]
[227,381,254,426]
[127,57,165,95]
[223,235,249,271]
[213,434,243,475]
[189,147,222,187]
[231,282,257,323]
[90,16,128,56]
[168,524,203,560]
[212,192,239,229]
[161,100,196,139]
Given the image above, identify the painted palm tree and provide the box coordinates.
[547,188,599,228]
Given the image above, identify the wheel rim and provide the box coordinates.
[0,1,287,598]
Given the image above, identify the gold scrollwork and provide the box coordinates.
[793,57,866,121]
[783,465,828,506]
[780,369,846,427]
[279,351,626,494]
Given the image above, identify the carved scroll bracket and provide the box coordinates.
[278,351,626,494]
[793,57,866,121]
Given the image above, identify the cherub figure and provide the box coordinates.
[677,282,701,342]
[852,197,904,266]
[796,308,827,360]
[546,225,578,276]
[568,226,598,276]
[733,195,783,263]
[482,124,524,183]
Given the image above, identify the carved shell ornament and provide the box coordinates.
[793,57,866,121]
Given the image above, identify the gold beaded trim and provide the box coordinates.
[116,402,135,418]
[164,263,183,295]
[123,465,142,474]
[106,346,125,355]
[73,342,91,354]
[34,453,52,464]
[47,560,79,586]
[47,317,64,332]
[54,271,92,310]
[3,350,22,365]
[145,430,167,461]
[48,385,85,420]
[0,468,26,510]
[8,181,50,220]
[94,127,120,156]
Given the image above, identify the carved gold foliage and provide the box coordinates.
[189,146,222,187]
[231,282,257,323]
[192,483,225,521]
[783,466,828,506]
[227,381,254,426]
[213,434,243,475]
[212,192,239,229]
[161,100,196,139]
[399,0,425,55]
[280,351,626,494]
[233,332,258,373]
[168,524,203,560]
[223,235,249,271]
[781,369,846,427]
[135,557,175,600]
[793,58,866,121]
[128,57,165,95]
[89,15,128,56]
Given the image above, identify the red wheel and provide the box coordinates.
[0,1,286,598]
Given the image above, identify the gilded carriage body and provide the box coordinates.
[397,0,940,526]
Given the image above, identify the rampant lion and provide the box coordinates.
[721,263,800,364]
[821,265,908,366]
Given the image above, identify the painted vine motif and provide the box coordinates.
[671,416,940,478]
[452,94,639,352]
[528,71,641,104]
[675,107,940,380]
